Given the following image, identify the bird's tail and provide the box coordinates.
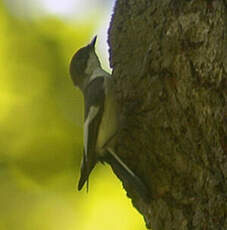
[77,151,96,191]
[105,148,150,202]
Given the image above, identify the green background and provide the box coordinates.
[0,1,146,229]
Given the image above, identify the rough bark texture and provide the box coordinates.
[108,0,227,229]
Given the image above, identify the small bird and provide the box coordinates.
[69,36,149,200]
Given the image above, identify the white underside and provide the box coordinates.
[96,77,118,155]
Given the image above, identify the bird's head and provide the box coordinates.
[69,36,100,91]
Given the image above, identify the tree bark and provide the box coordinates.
[108,0,227,229]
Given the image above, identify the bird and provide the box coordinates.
[69,36,150,200]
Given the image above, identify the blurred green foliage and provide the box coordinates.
[0,2,146,230]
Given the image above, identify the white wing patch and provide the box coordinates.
[84,106,100,157]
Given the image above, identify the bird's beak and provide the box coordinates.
[89,35,97,48]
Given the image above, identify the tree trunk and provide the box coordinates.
[108,0,227,229]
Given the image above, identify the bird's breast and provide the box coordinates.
[96,87,118,155]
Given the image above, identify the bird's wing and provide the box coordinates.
[78,77,105,190]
